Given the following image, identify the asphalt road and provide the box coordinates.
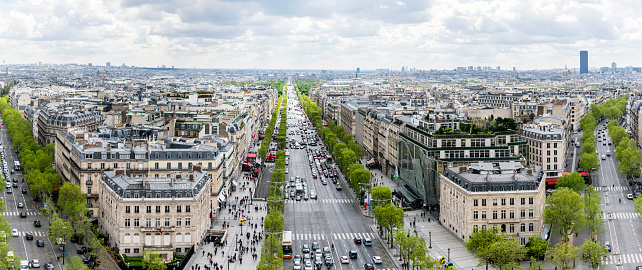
[282,84,396,270]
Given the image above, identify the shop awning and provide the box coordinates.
[545,177,559,185]
[398,185,420,204]
[246,153,257,159]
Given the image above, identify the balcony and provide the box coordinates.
[86,193,98,198]
[141,226,176,232]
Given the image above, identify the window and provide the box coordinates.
[473,199,478,207]
[155,218,161,228]
[492,210,498,220]
[176,218,182,227]
[188,162,192,170]
[125,219,131,227]
[176,248,182,253]
[134,219,139,227]
[186,205,191,213]
[146,218,151,228]
[510,198,514,205]
[185,218,191,227]
[165,206,170,213]
[165,218,170,227]
[493,199,497,206]
[521,198,526,205]
[134,248,140,254]
[554,143,558,148]
[520,223,526,232]
[501,210,506,219]
[178,162,183,170]
[529,209,534,217]
[473,211,478,220]
[547,143,550,148]
[473,225,479,232]
[87,163,92,169]
[156,206,161,213]
[101,163,105,169]
[509,224,515,233]
[481,211,487,219]
[208,162,212,169]
[529,223,534,232]
[501,199,506,206]
[510,210,515,219]
[529,197,534,204]
[126,163,131,169]
[125,206,130,213]
[521,209,526,218]
[114,163,118,168]
[155,163,159,170]
[146,206,152,213]
[167,162,171,169]
[177,205,182,212]
[125,249,130,253]
[134,206,140,213]
[481,199,487,206]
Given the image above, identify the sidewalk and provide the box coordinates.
[186,172,268,270]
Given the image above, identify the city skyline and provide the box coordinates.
[0,0,641,70]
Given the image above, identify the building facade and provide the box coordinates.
[521,123,566,182]
[37,107,104,145]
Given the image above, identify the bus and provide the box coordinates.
[282,231,293,258]
[13,161,20,171]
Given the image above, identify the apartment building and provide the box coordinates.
[36,107,104,145]
[521,123,566,183]
[55,127,227,217]
[99,169,211,260]
[440,162,545,245]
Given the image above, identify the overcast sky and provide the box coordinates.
[0,0,639,70]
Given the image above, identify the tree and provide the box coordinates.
[49,218,73,246]
[544,188,585,242]
[142,249,167,270]
[0,242,21,270]
[555,172,586,193]
[264,211,284,233]
[374,204,404,248]
[349,168,371,195]
[579,239,608,270]
[581,140,595,155]
[464,226,503,270]
[371,186,392,210]
[58,182,88,227]
[525,234,548,260]
[65,256,89,270]
[579,152,600,172]
[584,186,605,239]
[482,237,526,270]
[546,242,578,270]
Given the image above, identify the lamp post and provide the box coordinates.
[429,231,432,248]
[447,248,450,263]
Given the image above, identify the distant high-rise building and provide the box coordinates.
[496,66,501,71]
[513,67,516,72]
[88,63,92,66]
[106,62,111,67]
[580,51,588,74]
[468,66,473,71]
[612,62,617,69]
[356,67,360,73]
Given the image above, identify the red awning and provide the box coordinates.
[246,153,257,159]
[253,169,259,173]
[546,177,559,185]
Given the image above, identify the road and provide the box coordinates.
[282,82,396,270]
[593,122,642,269]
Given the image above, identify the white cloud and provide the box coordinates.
[0,0,641,69]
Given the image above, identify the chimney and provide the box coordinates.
[170,174,174,187]
[459,166,467,173]
[189,174,194,181]
[193,164,202,173]
[526,169,533,175]
[486,171,491,181]
[107,144,111,151]
[115,169,125,176]
[142,176,145,186]
[513,171,518,180]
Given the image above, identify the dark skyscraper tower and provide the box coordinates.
[580,51,588,74]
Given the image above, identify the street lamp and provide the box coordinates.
[447,248,450,262]
[429,231,432,248]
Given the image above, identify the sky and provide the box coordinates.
[0,0,640,70]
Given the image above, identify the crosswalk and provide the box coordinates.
[14,231,47,237]
[285,198,355,204]
[605,254,642,264]
[595,186,628,191]
[3,211,38,216]
[603,212,640,220]
[293,232,376,241]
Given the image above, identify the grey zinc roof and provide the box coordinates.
[102,170,210,199]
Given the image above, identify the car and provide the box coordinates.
[6,187,12,194]
[12,183,17,188]
[11,229,18,237]
[372,256,383,264]
[296,195,302,201]
[30,259,41,268]
[285,168,289,174]
[364,238,372,246]
[25,232,33,240]
[324,256,334,266]
[336,184,342,191]
[36,240,45,247]
[321,179,327,185]
[293,260,302,270]
[302,244,310,253]
[21,187,27,194]
[323,247,331,257]
[364,263,375,270]
[20,211,27,218]
[312,242,319,250]
[349,250,358,259]
[82,255,95,264]
[354,237,362,244]
[601,155,606,160]
[34,220,41,227]
[605,241,612,252]
[340,256,350,264]
[628,194,634,200]
[78,246,88,254]
[44,263,54,270]
[304,260,313,270]
[310,191,317,200]
[303,194,309,200]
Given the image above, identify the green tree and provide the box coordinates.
[58,182,88,227]
[264,211,284,233]
[49,218,73,245]
[546,242,578,270]
[590,104,603,119]
[579,239,608,270]
[525,234,548,260]
[66,256,89,270]
[555,172,586,193]
[371,186,392,210]
[482,237,526,270]
[0,216,12,245]
[349,168,371,195]
[578,152,600,172]
[584,186,605,239]
[581,140,595,155]
[374,204,404,248]
[544,188,585,242]
[142,248,167,270]
[464,226,503,270]
[0,242,21,270]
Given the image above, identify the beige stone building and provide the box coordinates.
[439,162,546,245]
[98,169,211,260]
[521,123,567,184]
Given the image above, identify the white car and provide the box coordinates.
[12,229,18,237]
[372,256,383,264]
[29,259,40,268]
[17,203,23,208]
[340,256,350,264]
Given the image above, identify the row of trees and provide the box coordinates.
[607,120,642,178]
[293,79,319,96]
[258,94,284,161]
[257,89,288,270]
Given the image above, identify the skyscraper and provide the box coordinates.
[580,51,588,74]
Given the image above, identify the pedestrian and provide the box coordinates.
[222,251,224,257]
[203,250,205,256]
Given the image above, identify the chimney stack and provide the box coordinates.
[193,164,202,173]
[486,171,491,181]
